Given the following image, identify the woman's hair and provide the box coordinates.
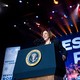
[41,29,53,40]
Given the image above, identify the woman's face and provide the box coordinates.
[42,30,50,41]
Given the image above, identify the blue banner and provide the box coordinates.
[60,32,80,79]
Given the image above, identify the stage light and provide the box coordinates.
[14,25,16,27]
[50,16,53,20]
[64,14,67,18]
[5,4,8,7]
[0,2,8,7]
[37,3,40,6]
[57,22,68,35]
[36,22,40,26]
[70,6,72,8]
[64,19,72,34]
[27,2,29,4]
[71,14,79,33]
[52,11,55,13]
[29,28,31,30]
[53,0,59,4]
[70,24,73,27]
[19,0,22,3]
[24,22,26,24]
[36,16,39,18]
[78,4,80,10]
[70,4,79,33]
[3,4,8,7]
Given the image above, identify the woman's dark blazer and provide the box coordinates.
[51,38,67,77]
[51,38,67,58]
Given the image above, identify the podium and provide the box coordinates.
[12,43,66,80]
